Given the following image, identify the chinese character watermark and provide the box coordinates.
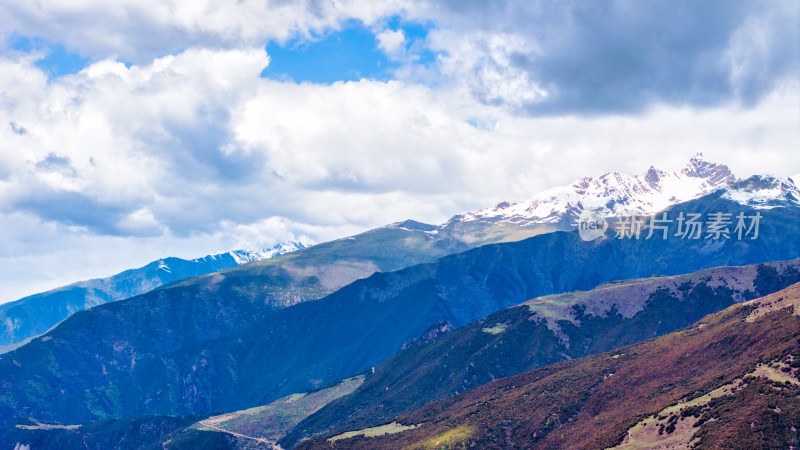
[578,210,763,242]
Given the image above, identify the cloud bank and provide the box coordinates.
[0,0,798,300]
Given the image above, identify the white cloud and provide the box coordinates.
[0,48,270,234]
[421,30,547,108]
[1,48,798,271]
[0,210,320,301]
[0,0,410,62]
[376,29,406,59]
[0,0,798,301]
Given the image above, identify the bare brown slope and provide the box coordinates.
[304,283,800,449]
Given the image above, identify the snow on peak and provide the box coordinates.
[384,219,439,233]
[680,153,735,185]
[722,175,800,209]
[450,155,795,228]
[227,241,310,265]
[156,259,171,273]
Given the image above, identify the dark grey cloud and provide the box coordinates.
[424,0,799,114]
[14,189,143,236]
[136,108,267,186]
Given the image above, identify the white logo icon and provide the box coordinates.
[578,209,608,241]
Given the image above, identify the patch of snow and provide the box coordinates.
[157,259,171,273]
[723,188,785,209]
[227,241,309,265]
[721,175,800,209]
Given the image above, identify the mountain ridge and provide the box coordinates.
[300,282,800,449]
[441,154,799,238]
[280,259,800,446]
[0,241,307,349]
[0,193,797,425]
[6,258,797,449]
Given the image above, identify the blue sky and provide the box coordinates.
[264,25,395,83]
[9,16,439,84]
[9,34,90,77]
[262,19,436,83]
[0,0,798,300]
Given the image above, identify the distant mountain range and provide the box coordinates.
[0,156,798,449]
[75,155,797,328]
[0,193,798,427]
[440,153,798,244]
[0,241,307,349]
[4,155,793,353]
[4,259,799,448]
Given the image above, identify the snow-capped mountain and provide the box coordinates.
[723,175,800,209]
[144,241,309,275]
[445,154,799,232]
[0,240,309,349]
[185,241,309,269]
[226,241,310,265]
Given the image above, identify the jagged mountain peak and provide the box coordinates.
[445,155,795,231]
[680,152,735,184]
[643,165,666,184]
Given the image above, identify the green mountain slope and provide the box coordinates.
[282,260,800,446]
[304,282,800,449]
[159,217,535,311]
[0,196,796,426]
[166,375,364,449]
[0,250,286,350]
